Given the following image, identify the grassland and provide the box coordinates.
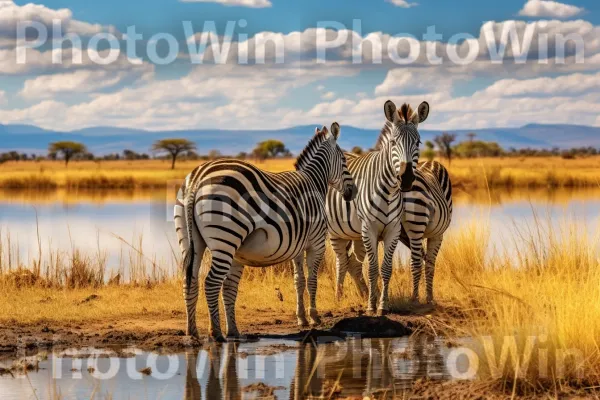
[1,156,600,190]
[1,215,600,393]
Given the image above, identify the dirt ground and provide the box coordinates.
[0,305,441,355]
[1,307,596,399]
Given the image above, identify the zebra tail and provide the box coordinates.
[183,189,196,288]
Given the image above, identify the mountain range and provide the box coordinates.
[0,123,598,155]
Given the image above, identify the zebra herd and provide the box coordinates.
[174,100,453,341]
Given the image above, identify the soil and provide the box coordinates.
[0,302,458,356]
[0,305,594,399]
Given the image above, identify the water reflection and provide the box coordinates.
[0,336,461,399]
[1,188,599,274]
[180,337,452,399]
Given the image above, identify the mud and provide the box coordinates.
[0,305,461,355]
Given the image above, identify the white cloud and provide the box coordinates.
[321,91,336,100]
[19,68,153,99]
[0,0,115,38]
[386,0,418,8]
[481,72,600,97]
[180,0,271,8]
[518,0,584,19]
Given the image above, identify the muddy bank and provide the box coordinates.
[0,306,445,355]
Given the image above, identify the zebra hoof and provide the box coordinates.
[226,331,241,340]
[209,331,226,343]
[377,309,389,316]
[297,318,309,328]
[365,308,377,317]
[309,309,321,326]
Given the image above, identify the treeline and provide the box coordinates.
[0,138,292,169]
[2,134,598,168]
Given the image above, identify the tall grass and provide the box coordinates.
[1,157,600,189]
[1,213,599,387]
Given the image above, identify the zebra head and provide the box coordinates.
[383,100,430,192]
[319,123,357,202]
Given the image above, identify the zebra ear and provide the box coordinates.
[384,100,397,123]
[417,101,430,124]
[330,122,340,140]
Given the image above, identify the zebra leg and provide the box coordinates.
[348,240,368,298]
[222,260,244,338]
[330,238,352,300]
[409,237,425,303]
[204,252,233,342]
[378,229,401,314]
[293,252,309,327]
[362,225,380,314]
[306,245,326,326]
[424,236,443,304]
[182,228,206,339]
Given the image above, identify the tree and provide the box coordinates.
[466,132,477,143]
[351,146,364,155]
[423,140,436,161]
[434,133,457,165]
[454,140,503,158]
[252,140,289,160]
[48,141,87,166]
[151,138,196,169]
[207,149,222,160]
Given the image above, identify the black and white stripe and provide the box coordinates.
[174,123,356,341]
[326,100,430,313]
[342,161,453,304]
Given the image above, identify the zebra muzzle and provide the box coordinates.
[343,184,358,202]
[400,163,415,192]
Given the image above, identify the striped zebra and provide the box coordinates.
[326,100,429,314]
[340,161,453,304]
[174,123,357,341]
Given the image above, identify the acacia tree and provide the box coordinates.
[423,140,436,161]
[152,139,196,169]
[434,133,457,165]
[48,141,87,166]
[252,140,289,161]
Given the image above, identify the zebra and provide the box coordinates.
[339,161,453,304]
[326,100,429,314]
[174,123,357,341]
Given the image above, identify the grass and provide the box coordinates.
[1,156,600,189]
[1,213,599,391]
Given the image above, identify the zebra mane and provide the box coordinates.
[374,103,414,150]
[294,129,328,171]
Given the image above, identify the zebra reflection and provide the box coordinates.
[184,343,241,400]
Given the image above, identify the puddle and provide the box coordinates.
[0,336,462,399]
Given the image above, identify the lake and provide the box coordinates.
[1,187,599,277]
[0,335,464,399]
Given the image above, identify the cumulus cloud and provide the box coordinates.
[386,0,418,8]
[518,0,585,19]
[19,68,153,99]
[0,0,115,40]
[321,91,336,100]
[180,0,271,8]
[480,72,600,97]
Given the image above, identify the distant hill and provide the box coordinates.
[0,123,598,155]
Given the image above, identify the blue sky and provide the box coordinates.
[0,0,599,131]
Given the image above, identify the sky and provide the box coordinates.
[0,0,598,131]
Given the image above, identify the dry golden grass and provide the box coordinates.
[1,156,600,189]
[447,156,600,189]
[1,214,599,386]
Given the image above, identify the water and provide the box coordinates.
[0,336,460,399]
[1,188,599,274]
